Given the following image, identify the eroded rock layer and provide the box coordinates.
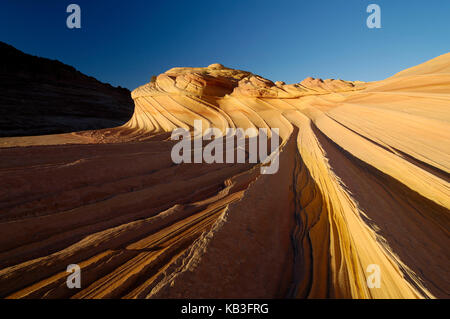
[0,54,449,299]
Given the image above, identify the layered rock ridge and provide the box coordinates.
[0,55,449,299]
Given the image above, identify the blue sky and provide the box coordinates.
[1,0,449,90]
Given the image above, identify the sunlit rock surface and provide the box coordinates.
[0,53,449,299]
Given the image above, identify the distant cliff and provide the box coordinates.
[0,42,134,137]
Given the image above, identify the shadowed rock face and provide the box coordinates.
[0,54,449,299]
[0,42,134,137]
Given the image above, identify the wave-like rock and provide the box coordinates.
[0,54,449,299]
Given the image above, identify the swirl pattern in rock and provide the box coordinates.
[0,54,449,299]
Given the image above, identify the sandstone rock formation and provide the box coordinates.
[0,42,134,137]
[0,54,448,299]
[131,63,362,100]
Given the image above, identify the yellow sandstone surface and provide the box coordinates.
[0,54,448,298]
